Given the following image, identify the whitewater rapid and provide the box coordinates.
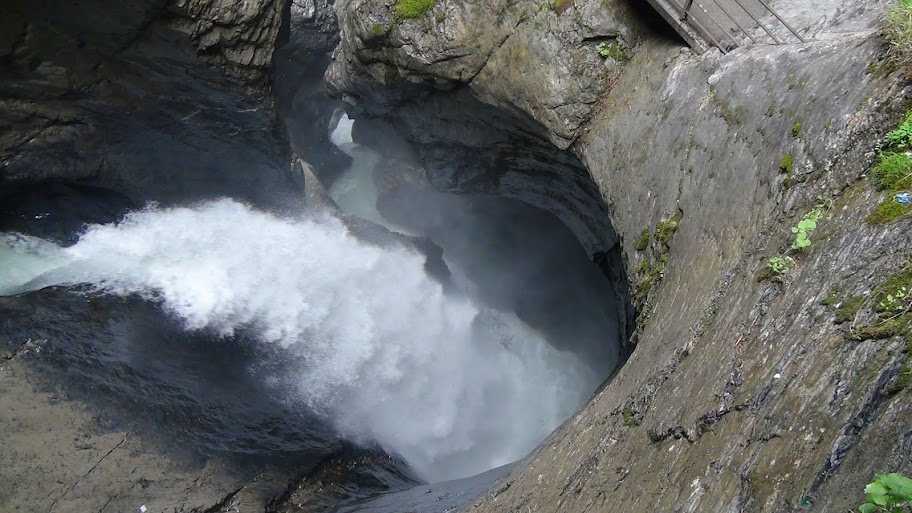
[0,200,599,481]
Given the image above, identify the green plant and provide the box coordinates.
[857,473,912,512]
[635,228,650,251]
[868,197,912,225]
[596,41,627,60]
[621,405,638,426]
[655,210,683,248]
[884,0,912,75]
[874,152,912,191]
[895,365,912,391]
[395,0,436,19]
[779,153,794,173]
[790,207,823,250]
[791,121,803,137]
[886,119,912,150]
[768,256,794,274]
[553,0,571,10]
[836,295,865,323]
[878,285,910,313]
[371,24,390,36]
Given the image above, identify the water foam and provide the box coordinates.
[1,199,600,481]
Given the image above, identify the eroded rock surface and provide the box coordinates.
[1,0,293,205]
[326,1,912,511]
[465,22,912,513]
[327,0,646,148]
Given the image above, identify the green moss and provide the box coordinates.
[791,121,802,137]
[395,0,436,19]
[895,365,912,392]
[822,288,841,307]
[875,267,912,308]
[635,256,665,309]
[873,152,912,191]
[552,0,571,11]
[835,296,865,324]
[867,197,912,225]
[848,313,912,340]
[635,228,650,251]
[654,211,683,248]
[779,153,794,173]
[621,406,638,426]
[847,268,912,339]
[718,101,748,126]
[371,24,390,36]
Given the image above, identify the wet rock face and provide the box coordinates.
[168,0,288,93]
[464,29,912,513]
[289,0,340,56]
[324,0,650,258]
[1,0,294,207]
[327,0,645,148]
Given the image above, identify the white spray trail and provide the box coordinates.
[0,199,600,481]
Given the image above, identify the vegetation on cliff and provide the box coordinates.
[885,0,912,76]
[858,473,912,512]
[868,109,912,225]
[395,0,436,19]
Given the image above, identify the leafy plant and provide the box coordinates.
[886,120,912,150]
[878,285,910,313]
[858,473,912,513]
[596,41,627,60]
[768,256,794,274]
[395,0,436,19]
[791,121,803,138]
[790,207,823,250]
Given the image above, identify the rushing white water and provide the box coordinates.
[0,199,599,481]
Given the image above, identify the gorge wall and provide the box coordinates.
[324,0,912,511]
[2,0,912,511]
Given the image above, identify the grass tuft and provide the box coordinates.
[395,0,436,19]
[874,152,912,191]
[635,228,650,251]
[779,153,794,173]
[885,0,912,74]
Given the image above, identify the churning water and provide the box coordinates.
[0,199,600,481]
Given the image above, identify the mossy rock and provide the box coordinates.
[779,153,794,173]
[835,296,864,324]
[654,211,683,248]
[847,313,912,340]
[635,228,650,251]
[867,197,912,226]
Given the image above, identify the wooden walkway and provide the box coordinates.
[644,0,806,53]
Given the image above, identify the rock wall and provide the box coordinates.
[168,0,288,93]
[1,0,293,206]
[326,0,912,511]
[0,1,301,511]
[465,32,911,513]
